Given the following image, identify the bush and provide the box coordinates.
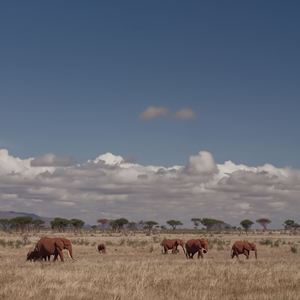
[291,246,297,254]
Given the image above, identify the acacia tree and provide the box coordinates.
[240,219,254,234]
[127,221,138,231]
[283,220,300,231]
[256,218,271,231]
[32,219,45,232]
[70,219,85,232]
[110,218,129,231]
[97,218,109,230]
[51,218,70,232]
[9,216,33,232]
[284,219,295,230]
[191,218,202,229]
[166,220,183,230]
[200,218,224,231]
[144,221,158,231]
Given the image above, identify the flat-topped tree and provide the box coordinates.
[144,221,158,231]
[166,220,183,230]
[110,218,129,231]
[70,219,85,231]
[200,218,224,231]
[191,218,202,229]
[32,219,45,232]
[240,219,254,234]
[256,218,271,231]
[50,217,70,232]
[127,221,137,231]
[283,219,295,230]
[9,216,33,232]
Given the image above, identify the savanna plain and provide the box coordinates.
[0,231,300,300]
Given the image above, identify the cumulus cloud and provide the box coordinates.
[174,108,196,120]
[31,153,75,167]
[139,106,169,121]
[0,148,300,227]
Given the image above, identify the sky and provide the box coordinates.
[0,1,300,227]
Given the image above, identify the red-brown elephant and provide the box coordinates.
[97,243,106,254]
[231,241,257,259]
[34,237,75,262]
[161,239,186,255]
[185,238,209,259]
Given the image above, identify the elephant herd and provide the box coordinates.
[26,236,257,262]
[161,238,258,260]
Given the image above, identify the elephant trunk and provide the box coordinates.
[185,245,189,259]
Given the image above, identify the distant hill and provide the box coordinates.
[0,210,52,227]
[0,211,91,229]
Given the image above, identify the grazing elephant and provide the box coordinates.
[97,243,106,254]
[231,241,257,259]
[161,239,186,255]
[34,237,75,262]
[26,249,51,261]
[185,239,209,259]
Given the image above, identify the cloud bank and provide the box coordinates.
[0,148,299,227]
[139,106,196,121]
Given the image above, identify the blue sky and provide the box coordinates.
[1,0,300,167]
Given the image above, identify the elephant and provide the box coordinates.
[231,241,257,259]
[34,237,75,262]
[26,248,51,261]
[185,238,209,259]
[161,239,186,255]
[97,243,106,254]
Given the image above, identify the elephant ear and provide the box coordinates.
[54,240,64,251]
[243,242,251,251]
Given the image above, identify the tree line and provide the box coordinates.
[0,217,85,232]
[0,215,299,232]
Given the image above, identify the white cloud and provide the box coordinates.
[139,106,196,121]
[0,148,300,227]
[174,108,196,120]
[139,106,169,121]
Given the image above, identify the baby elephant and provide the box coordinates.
[26,249,51,261]
[97,243,106,254]
[231,241,257,259]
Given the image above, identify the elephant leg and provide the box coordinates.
[198,250,203,259]
[243,249,249,259]
[57,249,64,262]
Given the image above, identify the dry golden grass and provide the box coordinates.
[1,232,300,300]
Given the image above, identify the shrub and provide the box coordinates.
[291,246,297,254]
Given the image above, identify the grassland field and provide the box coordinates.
[0,231,300,300]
